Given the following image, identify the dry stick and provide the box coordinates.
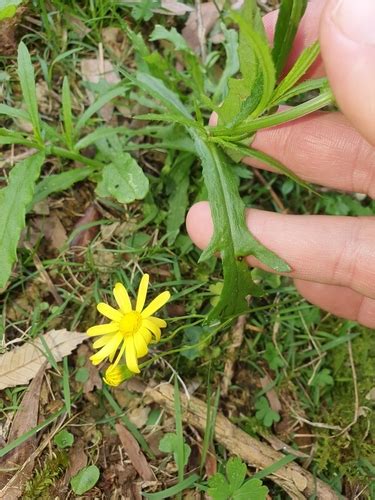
[144,383,339,500]
[221,314,247,396]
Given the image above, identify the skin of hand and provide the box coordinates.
[186,0,375,328]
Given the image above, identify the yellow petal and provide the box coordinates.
[141,291,171,318]
[134,332,149,358]
[139,326,152,344]
[87,323,119,337]
[90,332,122,365]
[148,316,167,328]
[97,302,123,322]
[136,274,149,312]
[93,333,117,349]
[113,341,127,367]
[143,319,161,342]
[125,338,140,373]
[113,282,132,314]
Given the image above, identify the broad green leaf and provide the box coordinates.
[192,136,289,320]
[150,25,190,52]
[31,166,96,207]
[76,86,128,131]
[166,153,193,245]
[233,479,268,500]
[70,465,100,495]
[130,0,160,21]
[96,153,149,204]
[226,457,247,493]
[62,76,74,148]
[207,473,231,500]
[17,42,41,141]
[0,0,21,21]
[159,433,191,467]
[136,72,192,120]
[255,396,280,427]
[0,152,45,288]
[218,4,275,126]
[54,429,74,449]
[272,0,308,79]
[271,41,320,105]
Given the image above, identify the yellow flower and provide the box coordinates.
[103,364,132,386]
[87,274,170,374]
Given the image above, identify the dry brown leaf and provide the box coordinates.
[0,329,86,390]
[160,0,194,15]
[33,214,67,250]
[0,364,45,497]
[128,406,150,429]
[81,58,121,122]
[182,2,220,54]
[115,423,156,482]
[64,440,88,483]
[70,204,100,252]
[101,27,128,60]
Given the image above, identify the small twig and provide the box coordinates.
[253,169,287,213]
[221,314,247,396]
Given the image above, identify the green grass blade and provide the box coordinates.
[62,76,74,149]
[252,454,296,480]
[174,377,185,485]
[62,356,71,416]
[17,42,42,142]
[142,474,199,499]
[102,385,154,458]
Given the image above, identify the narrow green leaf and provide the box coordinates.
[75,126,130,150]
[252,454,296,480]
[62,76,74,148]
[0,103,30,121]
[270,77,328,106]
[174,377,185,483]
[272,0,308,79]
[31,166,96,207]
[62,356,71,416]
[142,474,199,499]
[271,41,320,105]
[76,86,127,131]
[213,26,239,104]
[213,89,333,139]
[17,42,42,141]
[136,72,192,120]
[0,152,45,288]
[96,153,149,204]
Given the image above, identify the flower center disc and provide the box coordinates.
[119,311,141,336]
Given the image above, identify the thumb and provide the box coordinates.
[320,0,375,146]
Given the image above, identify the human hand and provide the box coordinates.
[186,0,375,328]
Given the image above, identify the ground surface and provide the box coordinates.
[0,1,374,499]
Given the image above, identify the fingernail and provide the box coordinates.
[332,0,375,44]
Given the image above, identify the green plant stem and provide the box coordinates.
[48,146,104,170]
[210,88,333,141]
